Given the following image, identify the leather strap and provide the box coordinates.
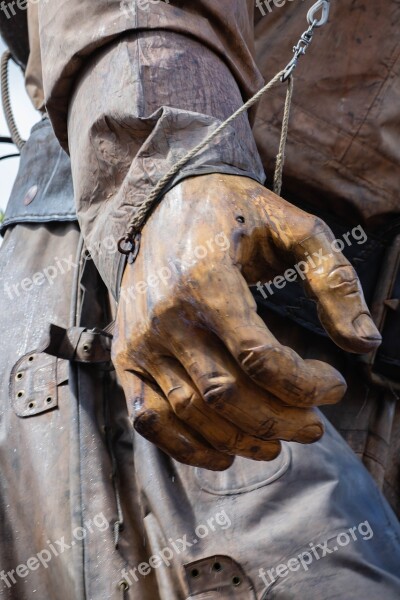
[42,323,112,363]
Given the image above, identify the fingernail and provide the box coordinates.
[353,314,382,343]
[293,424,324,443]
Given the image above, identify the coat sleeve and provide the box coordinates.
[36,1,266,298]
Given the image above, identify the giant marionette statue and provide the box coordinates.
[0,1,399,598]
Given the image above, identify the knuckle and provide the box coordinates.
[327,265,361,294]
[111,342,146,375]
[168,388,197,418]
[295,214,333,245]
[256,417,278,439]
[111,326,158,373]
[212,431,241,454]
[239,345,280,380]
[327,264,357,280]
[202,377,236,408]
[292,213,328,242]
[311,215,330,235]
[306,215,333,241]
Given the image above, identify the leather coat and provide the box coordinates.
[0,2,399,599]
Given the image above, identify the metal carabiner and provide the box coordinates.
[307,0,330,28]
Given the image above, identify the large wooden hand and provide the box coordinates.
[113,174,381,470]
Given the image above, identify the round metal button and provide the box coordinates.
[23,185,38,206]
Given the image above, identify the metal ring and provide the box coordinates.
[117,236,134,256]
[307,0,330,28]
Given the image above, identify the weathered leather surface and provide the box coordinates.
[37,0,261,148]
[0,4,399,598]
[5,1,397,227]
[0,129,399,597]
[0,222,160,599]
[254,1,400,226]
[0,117,76,234]
[31,0,400,226]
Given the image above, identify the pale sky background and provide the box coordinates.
[0,38,39,213]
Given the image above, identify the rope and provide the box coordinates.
[119,69,294,254]
[1,50,25,151]
[273,76,294,196]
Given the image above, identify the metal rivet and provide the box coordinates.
[232,576,241,586]
[23,185,38,206]
[17,390,24,398]
[212,562,222,572]
[15,372,23,381]
[191,568,200,579]
[118,580,129,591]
[28,401,35,409]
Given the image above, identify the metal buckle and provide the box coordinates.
[359,232,400,391]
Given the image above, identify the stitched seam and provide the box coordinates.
[260,120,398,200]
[256,96,400,171]
[340,42,400,163]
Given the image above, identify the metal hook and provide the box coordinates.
[307,0,330,28]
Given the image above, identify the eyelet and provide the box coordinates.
[118,580,129,592]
